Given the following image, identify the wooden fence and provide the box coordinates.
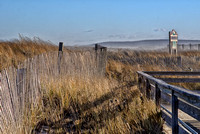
[178,44,200,51]
[95,44,107,75]
[137,71,200,134]
[108,52,200,71]
[0,44,107,133]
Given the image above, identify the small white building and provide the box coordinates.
[169,29,178,55]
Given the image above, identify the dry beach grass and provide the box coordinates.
[1,38,200,133]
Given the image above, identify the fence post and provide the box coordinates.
[95,44,107,76]
[198,44,200,51]
[58,42,63,74]
[190,44,192,50]
[155,84,161,110]
[177,56,182,68]
[16,68,26,113]
[182,44,184,50]
[101,47,107,76]
[172,90,179,134]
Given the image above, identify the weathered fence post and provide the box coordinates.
[155,84,161,110]
[95,44,107,76]
[198,44,200,51]
[58,42,63,74]
[16,68,26,113]
[190,44,192,50]
[177,56,182,68]
[182,44,184,50]
[164,57,170,67]
[101,47,107,75]
[172,90,179,134]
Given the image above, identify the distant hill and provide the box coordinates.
[97,39,200,50]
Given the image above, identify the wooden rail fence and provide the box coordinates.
[178,44,200,51]
[137,71,200,134]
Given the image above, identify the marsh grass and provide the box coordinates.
[0,36,58,70]
[3,43,200,133]
[0,48,165,133]
[29,76,163,133]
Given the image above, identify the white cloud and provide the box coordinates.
[83,30,94,33]
[108,34,126,39]
[153,28,166,32]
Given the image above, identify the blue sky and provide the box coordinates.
[0,0,200,45]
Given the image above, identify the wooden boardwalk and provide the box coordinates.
[162,103,200,133]
[137,71,200,134]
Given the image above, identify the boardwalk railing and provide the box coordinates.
[137,71,200,134]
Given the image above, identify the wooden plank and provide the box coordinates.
[161,92,172,104]
[158,85,172,95]
[160,78,200,83]
[137,74,142,91]
[178,99,200,122]
[172,90,179,134]
[150,84,155,100]
[143,71,200,76]
[161,105,193,134]
[161,108,172,126]
[182,120,200,133]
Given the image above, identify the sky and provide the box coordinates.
[0,0,200,45]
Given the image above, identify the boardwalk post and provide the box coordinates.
[172,90,179,134]
[155,84,161,110]
[141,77,146,96]
[138,74,142,91]
[146,79,151,99]
[58,42,63,74]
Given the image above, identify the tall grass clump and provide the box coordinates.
[0,47,165,133]
[0,35,58,70]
